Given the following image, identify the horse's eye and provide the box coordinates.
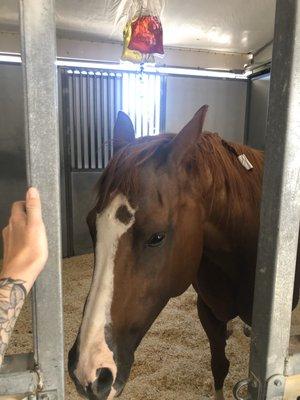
[147,232,166,247]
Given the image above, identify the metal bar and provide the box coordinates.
[74,73,82,169]
[0,348,38,397]
[94,74,100,169]
[61,69,75,257]
[19,0,65,398]
[160,75,167,133]
[1,353,35,374]
[80,73,89,169]
[243,77,251,145]
[107,73,113,159]
[102,73,109,166]
[154,75,161,135]
[248,0,300,398]
[88,72,96,169]
[67,74,76,169]
[0,370,39,396]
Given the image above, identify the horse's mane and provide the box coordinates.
[95,132,264,225]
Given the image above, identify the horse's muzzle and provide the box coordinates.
[86,368,114,400]
[68,343,120,400]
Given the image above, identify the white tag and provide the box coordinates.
[238,154,253,170]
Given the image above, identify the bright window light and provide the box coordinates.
[122,73,161,137]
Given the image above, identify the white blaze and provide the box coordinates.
[75,194,135,397]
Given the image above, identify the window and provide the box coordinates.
[62,68,164,170]
[122,73,161,137]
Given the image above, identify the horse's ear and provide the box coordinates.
[113,111,135,154]
[169,105,209,163]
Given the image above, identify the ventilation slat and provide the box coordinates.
[62,68,162,170]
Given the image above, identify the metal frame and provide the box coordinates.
[0,1,65,398]
[244,71,270,146]
[235,0,300,399]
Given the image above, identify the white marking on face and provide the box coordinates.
[75,194,135,396]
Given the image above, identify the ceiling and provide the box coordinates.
[0,0,276,54]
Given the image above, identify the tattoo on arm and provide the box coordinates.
[0,278,27,367]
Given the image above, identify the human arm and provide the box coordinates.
[0,188,48,366]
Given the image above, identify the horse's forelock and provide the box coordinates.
[95,134,175,212]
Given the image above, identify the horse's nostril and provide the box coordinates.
[95,367,114,393]
[87,367,114,399]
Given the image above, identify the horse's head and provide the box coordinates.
[69,105,209,399]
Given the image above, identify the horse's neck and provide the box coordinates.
[197,145,263,250]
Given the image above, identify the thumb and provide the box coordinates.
[26,187,42,224]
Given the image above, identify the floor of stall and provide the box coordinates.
[4,254,300,399]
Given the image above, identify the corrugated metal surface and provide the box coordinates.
[64,69,122,169]
[62,68,162,170]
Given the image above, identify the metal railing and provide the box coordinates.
[234,0,300,399]
[0,1,65,399]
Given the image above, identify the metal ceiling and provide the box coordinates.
[0,0,276,54]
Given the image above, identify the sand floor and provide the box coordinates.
[4,254,300,399]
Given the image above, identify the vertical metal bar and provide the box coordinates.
[58,69,68,258]
[160,75,167,133]
[81,72,89,169]
[129,73,137,133]
[88,72,96,169]
[154,75,161,135]
[248,1,300,398]
[243,77,252,145]
[74,72,82,169]
[122,73,129,115]
[67,72,75,169]
[117,73,123,112]
[102,73,109,166]
[148,74,155,135]
[61,69,74,257]
[19,0,65,399]
[135,74,141,137]
[112,72,123,148]
[95,73,102,169]
[113,73,118,145]
[142,74,148,136]
[107,73,114,159]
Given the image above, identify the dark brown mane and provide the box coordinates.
[95,133,264,222]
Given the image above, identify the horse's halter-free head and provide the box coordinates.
[68,105,209,400]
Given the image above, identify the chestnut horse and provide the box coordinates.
[68,105,300,400]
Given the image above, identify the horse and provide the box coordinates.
[68,105,300,400]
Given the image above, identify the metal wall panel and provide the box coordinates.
[63,69,122,170]
[165,76,248,143]
[247,73,270,150]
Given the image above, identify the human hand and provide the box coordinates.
[1,187,48,292]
